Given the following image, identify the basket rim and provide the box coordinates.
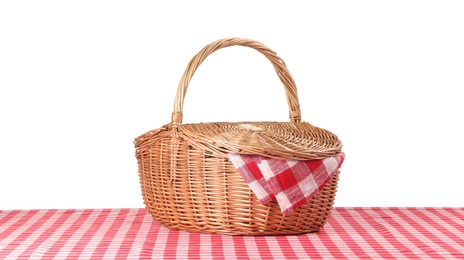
[135,121,342,160]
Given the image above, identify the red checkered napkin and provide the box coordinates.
[227,152,345,216]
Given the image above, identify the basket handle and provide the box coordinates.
[171,37,301,130]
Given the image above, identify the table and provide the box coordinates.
[1,208,463,259]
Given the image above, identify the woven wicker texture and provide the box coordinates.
[135,38,343,235]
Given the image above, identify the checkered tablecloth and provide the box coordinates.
[1,208,463,259]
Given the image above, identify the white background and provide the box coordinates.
[1,1,463,210]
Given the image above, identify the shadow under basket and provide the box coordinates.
[134,38,343,235]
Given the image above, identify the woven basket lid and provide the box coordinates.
[178,121,342,160]
[135,38,342,160]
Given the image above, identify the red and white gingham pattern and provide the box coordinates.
[1,208,463,259]
[227,152,345,215]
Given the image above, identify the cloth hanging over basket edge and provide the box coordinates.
[227,152,345,215]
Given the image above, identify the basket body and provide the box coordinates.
[134,38,343,235]
[136,122,341,235]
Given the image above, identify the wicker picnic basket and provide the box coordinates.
[135,38,343,235]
